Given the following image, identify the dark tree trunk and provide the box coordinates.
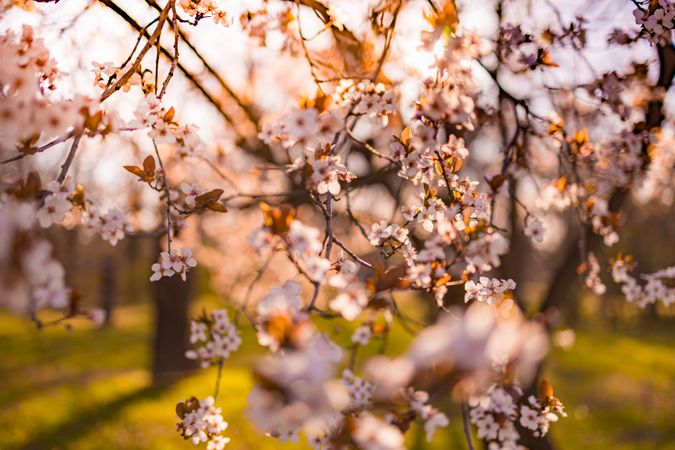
[151,241,197,385]
[99,255,116,327]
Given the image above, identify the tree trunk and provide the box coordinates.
[99,255,116,327]
[151,241,197,385]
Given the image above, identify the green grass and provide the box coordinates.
[546,322,675,450]
[0,301,673,450]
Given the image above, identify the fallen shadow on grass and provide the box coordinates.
[19,382,172,450]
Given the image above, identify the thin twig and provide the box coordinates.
[462,401,476,450]
[100,0,172,101]
[1,130,78,165]
[119,17,160,68]
[213,358,224,401]
[152,139,173,252]
[345,128,399,164]
[158,2,180,99]
[57,132,83,183]
[331,236,374,269]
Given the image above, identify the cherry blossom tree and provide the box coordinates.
[0,0,673,449]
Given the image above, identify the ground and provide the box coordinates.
[1,297,673,450]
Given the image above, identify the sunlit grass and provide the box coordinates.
[0,301,673,449]
[547,322,675,450]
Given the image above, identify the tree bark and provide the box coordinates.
[99,255,116,327]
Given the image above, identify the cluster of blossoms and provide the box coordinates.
[391,126,472,189]
[0,26,100,152]
[538,177,583,211]
[404,303,549,386]
[36,177,133,247]
[259,107,342,158]
[582,71,655,121]
[334,80,397,126]
[328,261,370,320]
[92,61,141,92]
[0,196,69,312]
[404,389,450,442]
[543,124,667,250]
[254,280,306,351]
[611,255,675,307]
[129,94,206,157]
[469,387,519,448]
[497,22,568,72]
[462,229,510,273]
[368,220,415,262]
[327,27,508,311]
[250,301,547,449]
[306,154,355,196]
[417,30,485,130]
[185,309,241,368]
[149,247,198,281]
[341,369,374,411]
[581,252,607,296]
[247,331,344,444]
[469,382,566,449]
[260,108,358,197]
[0,197,99,326]
[176,396,230,450]
[387,128,495,299]
[0,171,119,320]
[37,179,74,228]
[179,0,231,25]
[402,191,447,233]
[259,107,359,196]
[464,277,516,305]
[82,206,133,246]
[633,0,674,45]
[519,391,568,438]
[540,139,628,246]
[89,62,206,157]
[251,205,330,282]
[244,301,451,449]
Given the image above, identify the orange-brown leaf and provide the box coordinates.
[260,202,296,235]
[539,379,554,398]
[401,127,413,145]
[206,202,228,213]
[143,155,156,175]
[70,184,86,208]
[195,189,224,207]
[538,49,559,68]
[124,165,145,178]
[163,106,175,122]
